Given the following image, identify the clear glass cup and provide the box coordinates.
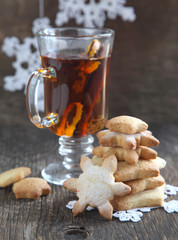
[26,27,114,185]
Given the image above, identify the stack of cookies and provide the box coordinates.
[92,115,166,211]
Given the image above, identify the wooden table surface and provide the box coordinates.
[0,90,177,240]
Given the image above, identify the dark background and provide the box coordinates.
[0,0,178,128]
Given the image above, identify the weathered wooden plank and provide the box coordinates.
[0,125,177,240]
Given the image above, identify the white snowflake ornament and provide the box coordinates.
[2,37,40,92]
[165,184,178,196]
[66,200,77,210]
[113,209,143,222]
[2,0,136,93]
[32,17,51,35]
[1,37,20,58]
[1,17,51,92]
[163,200,178,213]
[56,0,136,28]
[66,200,94,211]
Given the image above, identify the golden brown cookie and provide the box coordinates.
[93,145,157,165]
[0,167,31,188]
[154,157,166,169]
[114,159,160,182]
[12,177,51,199]
[105,115,148,134]
[110,185,165,211]
[125,175,165,195]
[92,145,110,157]
[97,130,159,150]
[63,155,131,220]
[91,157,165,182]
[105,146,157,165]
[139,146,157,160]
[91,156,104,166]
[97,129,109,139]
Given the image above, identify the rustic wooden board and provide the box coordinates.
[0,124,177,240]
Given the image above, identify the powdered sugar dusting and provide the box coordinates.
[77,165,116,207]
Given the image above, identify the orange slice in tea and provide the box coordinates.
[56,102,83,137]
[84,61,101,74]
[86,39,101,58]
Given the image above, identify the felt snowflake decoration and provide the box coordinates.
[165,184,178,195]
[32,17,51,35]
[1,17,51,92]
[63,155,131,220]
[55,0,136,28]
[113,209,143,222]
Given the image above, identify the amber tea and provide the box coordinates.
[41,52,110,138]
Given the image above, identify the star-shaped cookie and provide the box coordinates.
[63,155,131,220]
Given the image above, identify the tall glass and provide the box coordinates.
[26,28,114,185]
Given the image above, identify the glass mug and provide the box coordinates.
[26,28,114,185]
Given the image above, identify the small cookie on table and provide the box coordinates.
[63,155,131,220]
[12,177,51,199]
[105,115,148,134]
[0,167,31,188]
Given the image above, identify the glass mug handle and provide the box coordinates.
[26,66,59,128]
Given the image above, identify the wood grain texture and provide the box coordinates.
[0,124,177,240]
